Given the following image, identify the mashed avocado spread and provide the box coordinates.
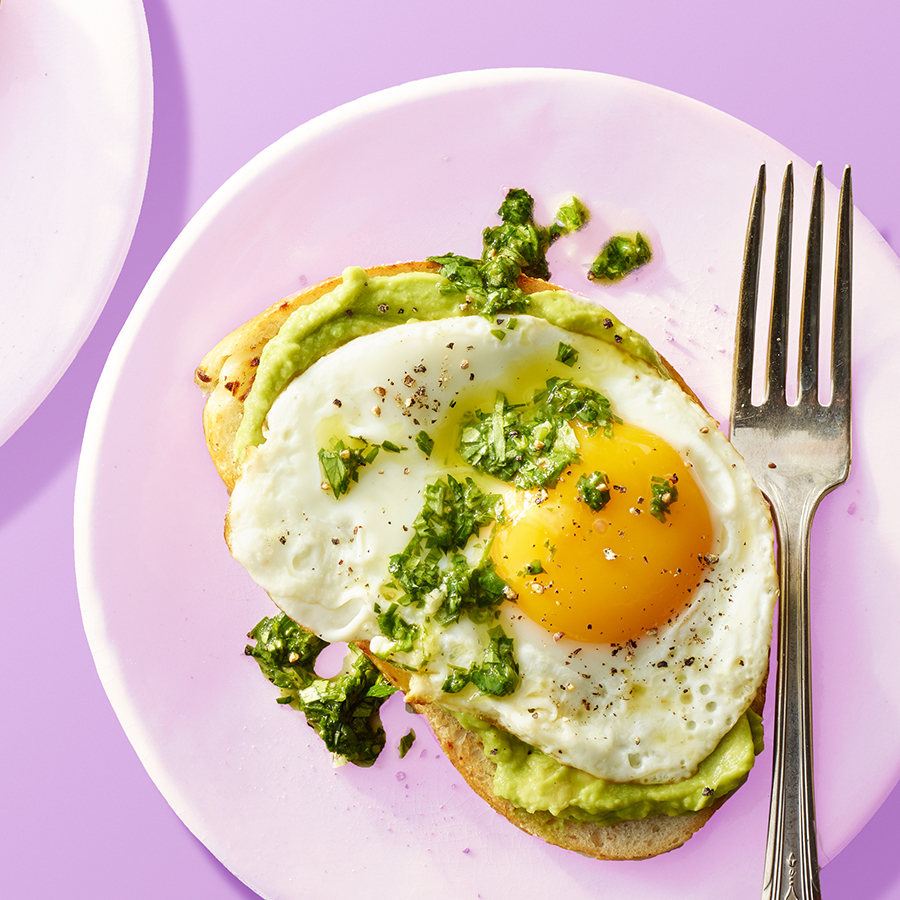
[453,709,763,824]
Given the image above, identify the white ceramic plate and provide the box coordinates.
[75,69,900,900]
[0,0,152,447]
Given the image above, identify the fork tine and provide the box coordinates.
[832,165,853,410]
[767,163,794,405]
[798,164,824,402]
[732,164,766,419]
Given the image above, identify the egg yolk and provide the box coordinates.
[491,422,713,644]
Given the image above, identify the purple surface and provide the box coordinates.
[2,1,899,897]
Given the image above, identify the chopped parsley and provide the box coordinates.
[245,613,396,767]
[384,476,505,624]
[457,377,619,490]
[430,554,509,628]
[376,602,419,653]
[649,475,679,522]
[429,188,590,318]
[576,470,611,512]
[484,190,589,282]
[406,475,500,558]
[588,233,653,283]
[556,342,579,367]
[318,436,407,497]
[373,476,517,696]
[398,729,417,758]
[318,437,379,498]
[415,430,435,457]
[441,626,520,697]
[539,377,620,432]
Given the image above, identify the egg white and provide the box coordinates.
[226,314,777,784]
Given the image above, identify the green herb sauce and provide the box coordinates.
[588,232,653,283]
[245,613,396,767]
[457,377,620,490]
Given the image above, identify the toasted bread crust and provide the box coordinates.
[198,263,765,859]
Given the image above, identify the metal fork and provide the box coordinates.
[729,161,852,900]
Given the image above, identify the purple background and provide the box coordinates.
[2,1,898,897]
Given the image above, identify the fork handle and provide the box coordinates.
[761,488,822,900]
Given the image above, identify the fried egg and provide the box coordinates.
[226,312,776,784]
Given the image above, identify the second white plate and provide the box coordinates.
[0,0,152,446]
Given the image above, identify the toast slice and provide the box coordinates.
[196,262,767,860]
